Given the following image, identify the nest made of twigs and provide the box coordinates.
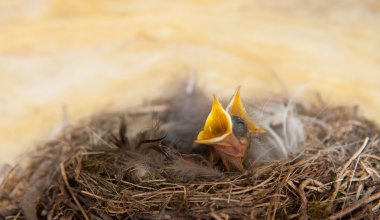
[1,99,380,220]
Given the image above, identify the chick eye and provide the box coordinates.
[231,116,249,139]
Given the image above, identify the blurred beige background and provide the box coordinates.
[1,0,380,164]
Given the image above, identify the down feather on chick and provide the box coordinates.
[160,77,305,172]
[116,77,305,177]
[246,99,306,165]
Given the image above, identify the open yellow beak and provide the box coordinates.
[195,87,265,171]
[226,86,266,134]
[195,95,232,144]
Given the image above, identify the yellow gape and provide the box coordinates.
[195,86,266,171]
[195,95,232,144]
[226,86,266,134]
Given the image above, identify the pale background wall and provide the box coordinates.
[1,0,380,164]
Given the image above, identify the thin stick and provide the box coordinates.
[363,154,380,161]
[12,210,22,220]
[60,163,90,220]
[329,137,370,202]
[158,193,173,220]
[298,179,323,220]
[342,153,363,209]
[328,191,380,220]
[210,212,224,220]
[372,200,380,211]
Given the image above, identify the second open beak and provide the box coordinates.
[226,86,266,134]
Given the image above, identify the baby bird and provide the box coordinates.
[195,87,265,171]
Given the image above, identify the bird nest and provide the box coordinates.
[1,89,380,220]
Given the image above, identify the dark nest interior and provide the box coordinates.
[1,85,380,220]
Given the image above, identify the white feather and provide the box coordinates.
[246,100,305,164]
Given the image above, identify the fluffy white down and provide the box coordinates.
[246,100,305,164]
